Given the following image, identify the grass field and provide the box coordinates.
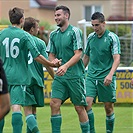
[3,104,133,133]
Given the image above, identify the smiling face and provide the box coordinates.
[54,9,69,27]
[91,19,105,37]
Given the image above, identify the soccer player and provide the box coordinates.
[83,12,121,133]
[0,7,60,133]
[23,17,55,133]
[0,58,10,133]
[47,5,90,133]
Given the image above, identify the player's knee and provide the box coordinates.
[104,104,113,115]
[50,98,61,110]
[75,106,85,115]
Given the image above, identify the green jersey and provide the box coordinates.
[0,26,40,85]
[85,29,121,79]
[28,36,48,87]
[47,24,85,79]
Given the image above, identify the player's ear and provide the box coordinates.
[65,12,69,20]
[20,16,24,24]
[30,27,34,32]
[30,27,34,33]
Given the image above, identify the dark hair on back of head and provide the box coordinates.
[9,7,24,24]
[55,5,70,19]
[23,17,39,32]
[91,12,105,22]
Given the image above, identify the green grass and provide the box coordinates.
[3,104,133,133]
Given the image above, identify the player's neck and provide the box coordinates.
[98,29,106,37]
[12,24,22,29]
[60,22,69,32]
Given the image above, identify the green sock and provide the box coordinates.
[51,114,62,133]
[106,113,115,133]
[26,114,37,133]
[34,114,37,119]
[12,112,23,133]
[87,109,95,133]
[26,114,39,133]
[80,120,90,133]
[0,118,4,133]
[27,126,31,133]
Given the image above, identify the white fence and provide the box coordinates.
[77,20,133,67]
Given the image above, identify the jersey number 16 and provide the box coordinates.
[2,37,20,58]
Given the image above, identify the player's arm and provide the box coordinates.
[48,53,56,61]
[0,59,10,120]
[109,54,120,76]
[104,54,120,86]
[34,54,61,67]
[82,54,90,68]
[45,66,55,79]
[56,49,82,76]
[0,93,10,120]
[48,53,62,67]
[64,49,82,67]
[28,35,61,67]
[41,47,55,78]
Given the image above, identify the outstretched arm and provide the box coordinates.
[45,66,55,79]
[34,54,61,67]
[56,49,82,76]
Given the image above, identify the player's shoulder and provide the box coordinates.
[107,30,119,39]
[34,36,46,45]
[23,30,33,39]
[69,25,81,32]
[50,27,60,36]
[0,27,9,34]
[70,25,79,30]
[35,36,43,42]
[68,25,82,36]
[87,32,96,40]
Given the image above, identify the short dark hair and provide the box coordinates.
[91,12,105,22]
[23,17,39,32]
[9,7,24,24]
[55,5,70,19]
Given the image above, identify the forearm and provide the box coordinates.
[109,54,120,76]
[48,53,56,61]
[64,50,82,69]
[35,55,54,67]
[46,66,55,79]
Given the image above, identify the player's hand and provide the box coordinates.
[104,74,112,86]
[52,58,62,67]
[56,64,68,76]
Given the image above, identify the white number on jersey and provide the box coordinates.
[28,51,33,64]
[2,37,20,58]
